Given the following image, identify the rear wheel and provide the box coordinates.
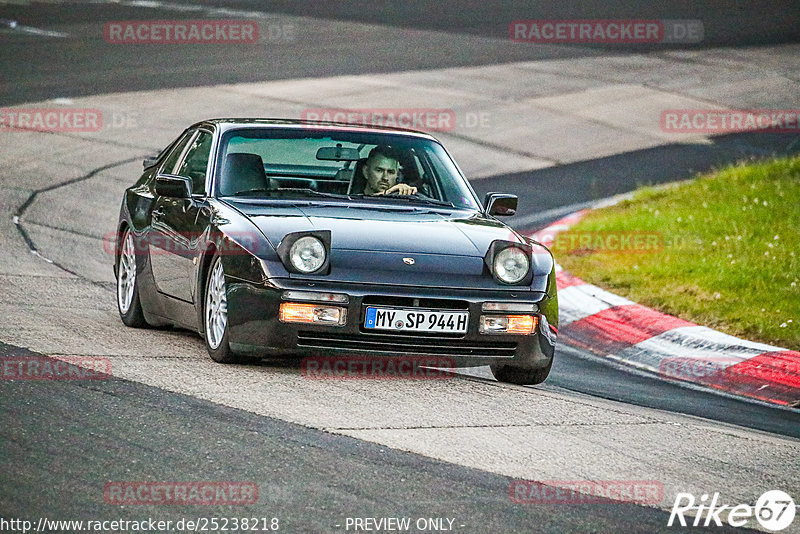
[491,359,552,385]
[117,228,148,328]
[204,255,244,363]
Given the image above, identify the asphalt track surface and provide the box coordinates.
[1,1,799,532]
[2,0,800,106]
[2,343,757,534]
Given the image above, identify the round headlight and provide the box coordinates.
[289,236,326,273]
[493,247,530,284]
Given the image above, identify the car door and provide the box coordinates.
[149,129,213,303]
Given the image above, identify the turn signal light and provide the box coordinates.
[482,302,538,313]
[279,302,346,326]
[479,314,538,335]
[282,290,348,303]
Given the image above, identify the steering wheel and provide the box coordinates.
[383,183,430,197]
[384,189,416,196]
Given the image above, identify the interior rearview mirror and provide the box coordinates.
[316,145,361,161]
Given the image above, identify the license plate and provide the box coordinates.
[364,307,469,333]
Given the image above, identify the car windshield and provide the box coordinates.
[214,127,481,210]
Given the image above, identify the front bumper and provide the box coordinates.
[225,277,557,369]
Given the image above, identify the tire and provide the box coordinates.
[203,255,244,363]
[490,359,552,385]
[116,228,148,328]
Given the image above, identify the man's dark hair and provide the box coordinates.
[366,144,400,164]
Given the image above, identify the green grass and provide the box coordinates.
[556,155,800,350]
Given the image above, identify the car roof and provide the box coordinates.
[190,118,439,141]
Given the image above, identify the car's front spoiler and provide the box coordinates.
[225,277,557,369]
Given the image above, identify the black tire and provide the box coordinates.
[203,255,245,363]
[116,228,148,328]
[490,359,552,385]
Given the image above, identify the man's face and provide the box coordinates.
[363,155,399,194]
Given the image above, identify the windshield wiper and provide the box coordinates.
[230,188,455,209]
[278,188,354,200]
[351,194,455,208]
[229,188,273,196]
[229,188,352,200]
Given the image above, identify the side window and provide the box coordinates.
[160,131,194,175]
[176,131,213,195]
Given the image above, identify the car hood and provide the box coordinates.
[229,201,523,256]
[223,200,552,291]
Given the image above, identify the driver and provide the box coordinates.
[362,145,417,196]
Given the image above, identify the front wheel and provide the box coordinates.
[204,255,244,363]
[491,359,552,385]
[117,228,148,328]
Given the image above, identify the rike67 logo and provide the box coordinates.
[669,490,795,531]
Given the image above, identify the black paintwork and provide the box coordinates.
[115,119,558,369]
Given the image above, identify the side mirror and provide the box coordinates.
[484,192,518,216]
[155,174,192,199]
[143,156,159,169]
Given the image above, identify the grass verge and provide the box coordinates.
[555,155,800,351]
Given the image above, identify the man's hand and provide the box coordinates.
[376,183,417,196]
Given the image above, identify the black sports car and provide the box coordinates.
[114,119,558,384]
